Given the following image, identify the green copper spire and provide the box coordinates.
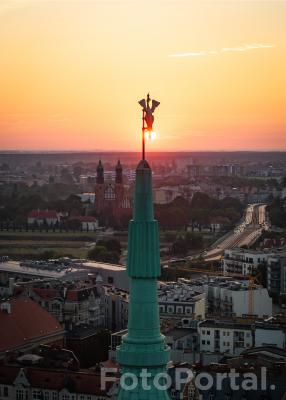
[116,159,170,399]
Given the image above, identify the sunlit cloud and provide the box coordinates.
[169,43,275,58]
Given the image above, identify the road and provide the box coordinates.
[203,203,269,261]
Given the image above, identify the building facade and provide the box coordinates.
[94,160,132,224]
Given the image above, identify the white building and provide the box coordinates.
[83,262,129,291]
[69,216,99,231]
[223,248,271,276]
[77,192,96,203]
[266,253,286,299]
[0,261,89,282]
[208,279,272,318]
[158,282,206,321]
[198,320,253,355]
[254,323,285,348]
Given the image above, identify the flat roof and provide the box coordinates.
[83,261,126,272]
[199,319,252,330]
[0,261,86,279]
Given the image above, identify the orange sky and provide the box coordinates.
[0,0,286,152]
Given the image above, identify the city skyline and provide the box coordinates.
[0,0,286,152]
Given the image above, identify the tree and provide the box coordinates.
[88,245,120,264]
[96,238,121,254]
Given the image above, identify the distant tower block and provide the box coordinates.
[115,160,124,204]
[95,160,105,212]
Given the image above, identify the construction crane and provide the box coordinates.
[248,270,262,318]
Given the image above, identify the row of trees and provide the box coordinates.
[170,232,204,256]
[0,185,85,224]
[155,193,243,230]
[0,181,243,231]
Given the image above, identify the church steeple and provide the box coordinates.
[96,160,104,184]
[115,160,123,184]
[116,158,170,399]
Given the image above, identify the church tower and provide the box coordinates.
[95,160,105,212]
[116,159,170,399]
[115,160,124,206]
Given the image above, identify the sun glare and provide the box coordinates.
[145,131,157,141]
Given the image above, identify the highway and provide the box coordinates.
[202,203,269,261]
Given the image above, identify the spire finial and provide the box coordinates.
[138,93,160,160]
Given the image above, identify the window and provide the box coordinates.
[207,341,210,345]
[105,186,115,200]
[3,387,9,397]
[44,392,50,400]
[207,331,210,335]
[202,330,205,335]
[16,389,24,400]
[176,306,183,314]
[52,393,58,400]
[33,391,43,400]
[167,306,174,313]
[202,340,205,345]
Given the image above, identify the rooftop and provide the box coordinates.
[0,261,88,280]
[0,297,64,354]
[0,365,111,396]
[199,319,252,330]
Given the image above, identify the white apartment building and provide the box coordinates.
[208,280,272,318]
[198,320,253,355]
[266,253,286,298]
[158,282,206,321]
[223,248,271,276]
[254,323,285,348]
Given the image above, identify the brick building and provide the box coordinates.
[95,160,132,224]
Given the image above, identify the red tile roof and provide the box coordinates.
[33,288,61,300]
[0,365,112,396]
[32,286,98,302]
[28,210,58,219]
[0,297,64,353]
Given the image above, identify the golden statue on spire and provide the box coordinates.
[138,93,160,160]
[138,93,160,132]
